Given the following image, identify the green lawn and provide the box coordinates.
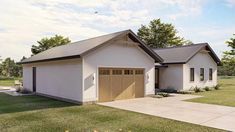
[187,76,235,107]
[0,77,21,86]
[0,93,223,132]
[0,79,15,86]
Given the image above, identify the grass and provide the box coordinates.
[0,77,21,86]
[0,79,15,86]
[187,76,235,107]
[0,93,223,132]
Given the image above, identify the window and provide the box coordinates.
[100,69,110,75]
[135,69,144,75]
[190,68,194,81]
[209,68,213,80]
[124,69,133,75]
[200,68,204,81]
[112,69,122,75]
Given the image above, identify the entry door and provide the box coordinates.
[32,67,36,92]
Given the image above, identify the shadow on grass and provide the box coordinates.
[0,93,77,114]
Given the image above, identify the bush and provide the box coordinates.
[149,94,164,98]
[156,88,177,93]
[177,90,195,94]
[15,87,21,92]
[19,88,31,94]
[156,92,169,97]
[204,86,210,91]
[194,86,202,93]
[214,84,221,90]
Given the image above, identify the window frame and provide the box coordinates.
[209,68,213,81]
[200,68,204,81]
[190,68,195,82]
[124,69,133,75]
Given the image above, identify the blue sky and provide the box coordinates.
[0,0,234,61]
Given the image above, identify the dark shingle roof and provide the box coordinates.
[153,43,221,65]
[20,30,163,64]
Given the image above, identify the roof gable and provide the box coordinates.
[20,30,163,64]
[153,43,221,65]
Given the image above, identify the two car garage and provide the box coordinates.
[98,68,145,102]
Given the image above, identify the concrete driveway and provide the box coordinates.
[99,94,235,131]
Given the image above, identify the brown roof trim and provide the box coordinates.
[127,30,164,63]
[81,29,163,63]
[18,55,81,64]
[161,62,186,64]
[185,43,222,66]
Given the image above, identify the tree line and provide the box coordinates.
[218,34,235,76]
[0,57,24,78]
[0,18,233,78]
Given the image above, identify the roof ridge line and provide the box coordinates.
[69,29,130,45]
[152,43,208,50]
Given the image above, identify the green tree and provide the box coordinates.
[137,19,191,48]
[31,35,71,55]
[0,58,15,77]
[0,57,23,77]
[219,34,235,76]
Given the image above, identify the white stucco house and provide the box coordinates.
[154,44,221,91]
[20,29,221,104]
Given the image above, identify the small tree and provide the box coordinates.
[219,34,235,76]
[137,19,191,48]
[1,58,15,77]
[31,35,71,55]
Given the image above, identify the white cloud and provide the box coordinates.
[0,0,230,61]
[225,0,235,7]
[168,0,205,20]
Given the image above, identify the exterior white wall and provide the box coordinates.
[159,64,183,90]
[23,66,33,91]
[82,42,155,102]
[183,52,217,90]
[22,59,83,102]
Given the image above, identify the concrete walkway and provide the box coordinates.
[99,94,235,131]
[0,86,15,92]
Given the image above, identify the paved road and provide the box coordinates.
[99,94,235,131]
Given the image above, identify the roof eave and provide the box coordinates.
[160,62,186,65]
[19,55,81,64]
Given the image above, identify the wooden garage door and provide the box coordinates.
[98,68,144,102]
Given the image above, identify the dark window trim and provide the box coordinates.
[200,68,204,81]
[209,68,213,81]
[190,68,194,82]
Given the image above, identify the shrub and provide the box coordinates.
[194,86,202,93]
[19,89,31,94]
[204,86,210,91]
[15,87,21,92]
[159,88,177,93]
[149,94,163,98]
[177,90,195,94]
[214,84,221,90]
[156,92,169,97]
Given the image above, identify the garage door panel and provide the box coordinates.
[98,69,112,102]
[99,68,144,102]
[123,69,135,99]
[135,69,144,98]
[135,75,144,97]
[111,72,124,100]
